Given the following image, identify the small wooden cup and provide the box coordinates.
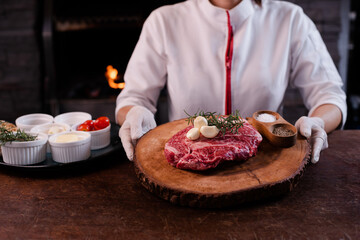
[247,110,297,148]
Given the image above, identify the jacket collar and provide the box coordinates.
[198,0,255,27]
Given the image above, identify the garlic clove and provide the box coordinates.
[200,126,220,138]
[186,127,200,140]
[194,116,208,129]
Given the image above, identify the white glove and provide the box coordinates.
[295,116,328,164]
[119,106,157,161]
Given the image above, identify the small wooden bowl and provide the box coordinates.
[247,110,297,148]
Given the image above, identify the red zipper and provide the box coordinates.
[225,11,233,115]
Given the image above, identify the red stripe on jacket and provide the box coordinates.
[225,11,233,115]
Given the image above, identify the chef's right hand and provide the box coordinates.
[119,105,157,161]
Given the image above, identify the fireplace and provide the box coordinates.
[42,0,183,122]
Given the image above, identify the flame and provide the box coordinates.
[105,65,125,89]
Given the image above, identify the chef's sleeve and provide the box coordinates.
[115,10,167,123]
[289,9,347,127]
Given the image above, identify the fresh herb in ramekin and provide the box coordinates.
[0,127,37,145]
[185,110,244,135]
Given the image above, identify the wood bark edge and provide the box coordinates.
[133,147,311,208]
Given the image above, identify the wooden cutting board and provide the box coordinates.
[134,119,310,208]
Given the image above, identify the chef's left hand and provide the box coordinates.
[295,116,328,164]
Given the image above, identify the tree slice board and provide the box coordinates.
[134,119,310,208]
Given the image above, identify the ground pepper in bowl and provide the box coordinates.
[272,126,295,137]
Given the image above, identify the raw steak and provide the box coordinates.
[164,120,263,170]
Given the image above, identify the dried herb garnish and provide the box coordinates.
[185,110,244,135]
[0,127,37,145]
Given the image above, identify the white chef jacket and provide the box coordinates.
[116,0,347,125]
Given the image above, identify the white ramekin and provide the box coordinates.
[54,112,92,127]
[1,132,48,165]
[30,123,71,153]
[72,123,111,150]
[15,113,54,131]
[49,131,91,163]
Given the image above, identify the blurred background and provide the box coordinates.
[0,0,359,128]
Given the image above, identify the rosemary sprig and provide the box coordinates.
[0,127,37,145]
[184,110,244,135]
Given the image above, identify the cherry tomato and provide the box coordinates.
[77,123,91,131]
[83,120,95,131]
[94,116,110,130]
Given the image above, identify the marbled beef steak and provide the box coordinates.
[164,120,263,170]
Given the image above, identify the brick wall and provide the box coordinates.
[0,0,346,124]
[299,0,342,63]
[0,0,41,123]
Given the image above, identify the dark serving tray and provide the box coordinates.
[0,124,123,169]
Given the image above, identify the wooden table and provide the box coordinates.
[0,130,358,239]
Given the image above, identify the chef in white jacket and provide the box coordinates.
[116,0,347,163]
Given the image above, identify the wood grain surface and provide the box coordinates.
[134,119,310,208]
[0,130,358,239]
